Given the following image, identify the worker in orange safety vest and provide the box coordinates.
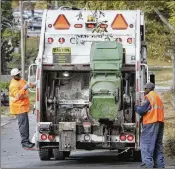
[135,82,165,168]
[9,68,36,149]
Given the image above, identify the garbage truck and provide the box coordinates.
[28,7,152,161]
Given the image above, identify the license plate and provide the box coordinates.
[52,47,71,63]
[52,47,71,54]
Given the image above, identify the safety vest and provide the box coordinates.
[143,91,164,124]
[9,78,30,115]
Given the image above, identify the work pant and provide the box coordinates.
[141,122,165,168]
[16,112,30,145]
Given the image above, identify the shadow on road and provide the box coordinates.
[37,151,139,167]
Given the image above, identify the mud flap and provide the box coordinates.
[59,122,76,151]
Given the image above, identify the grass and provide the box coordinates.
[0,106,10,116]
[147,58,172,66]
[162,91,175,157]
[154,70,173,82]
[164,121,175,157]
[147,58,173,87]
[150,69,173,87]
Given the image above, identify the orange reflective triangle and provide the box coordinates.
[111,14,128,30]
[53,14,70,29]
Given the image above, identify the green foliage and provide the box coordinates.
[11,0,19,9]
[0,82,10,90]
[34,1,47,9]
[1,1,20,74]
[29,92,36,106]
[7,52,21,70]
[167,1,175,27]
[25,37,40,67]
[7,37,39,71]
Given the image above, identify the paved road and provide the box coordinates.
[1,113,139,168]
[1,113,175,168]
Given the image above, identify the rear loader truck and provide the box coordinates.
[28,7,155,161]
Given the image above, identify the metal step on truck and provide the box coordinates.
[28,6,154,161]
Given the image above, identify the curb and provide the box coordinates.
[1,115,16,127]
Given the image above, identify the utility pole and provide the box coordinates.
[55,0,58,9]
[20,1,25,78]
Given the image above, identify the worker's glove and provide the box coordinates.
[24,82,36,90]
[32,81,37,88]
[29,81,37,88]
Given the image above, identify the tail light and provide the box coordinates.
[116,38,122,43]
[58,37,65,44]
[41,134,47,140]
[48,37,54,44]
[86,23,96,28]
[83,122,91,127]
[74,24,83,28]
[120,135,126,141]
[48,135,54,141]
[127,38,132,44]
[127,135,134,141]
[48,24,52,28]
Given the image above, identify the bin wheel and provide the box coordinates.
[53,149,65,160]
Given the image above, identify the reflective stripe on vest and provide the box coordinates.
[148,104,164,112]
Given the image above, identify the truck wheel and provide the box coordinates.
[133,150,141,162]
[63,151,70,157]
[118,149,129,161]
[39,148,51,161]
[53,149,65,160]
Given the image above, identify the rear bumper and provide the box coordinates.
[36,133,135,143]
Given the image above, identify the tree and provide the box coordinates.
[1,1,20,74]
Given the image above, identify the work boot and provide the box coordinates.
[28,141,35,145]
[22,142,35,148]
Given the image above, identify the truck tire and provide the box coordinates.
[118,149,141,162]
[63,151,70,157]
[53,149,65,160]
[132,150,141,162]
[118,149,129,161]
[39,148,51,161]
